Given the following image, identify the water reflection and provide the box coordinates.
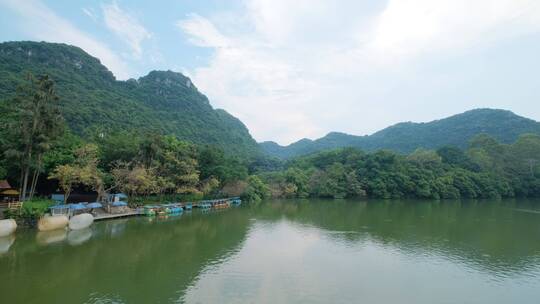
[1,199,540,304]
[105,218,128,238]
[0,235,15,254]
[1,208,251,304]
[36,229,67,245]
[183,199,540,303]
[250,199,540,276]
[67,228,93,246]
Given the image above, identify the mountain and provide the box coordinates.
[0,41,260,156]
[261,109,540,159]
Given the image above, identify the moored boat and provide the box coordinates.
[231,197,242,206]
[169,206,183,213]
[143,205,157,216]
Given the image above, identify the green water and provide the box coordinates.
[1,199,540,303]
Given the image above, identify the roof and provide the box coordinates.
[1,189,19,196]
[0,180,11,190]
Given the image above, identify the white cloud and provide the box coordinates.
[370,0,540,57]
[0,0,132,79]
[179,0,540,144]
[82,7,98,23]
[102,1,152,59]
[177,13,230,48]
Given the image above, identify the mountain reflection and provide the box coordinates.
[1,199,540,304]
[252,199,540,276]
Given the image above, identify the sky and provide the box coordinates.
[1,0,540,145]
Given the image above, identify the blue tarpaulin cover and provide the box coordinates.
[49,202,103,210]
[49,205,69,210]
[87,202,102,209]
[70,203,88,210]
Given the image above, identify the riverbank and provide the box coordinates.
[1,197,242,235]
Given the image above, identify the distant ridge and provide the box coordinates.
[260,109,540,159]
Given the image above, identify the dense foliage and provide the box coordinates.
[261,109,540,159]
[258,134,540,199]
[0,41,260,157]
[1,73,64,200]
[0,73,259,203]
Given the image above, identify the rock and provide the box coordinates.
[0,219,17,237]
[37,215,68,232]
[69,213,94,230]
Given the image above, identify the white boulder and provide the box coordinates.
[0,219,17,237]
[38,215,68,232]
[69,213,94,230]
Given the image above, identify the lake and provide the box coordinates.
[1,199,540,303]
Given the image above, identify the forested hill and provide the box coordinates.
[261,109,540,159]
[0,41,260,156]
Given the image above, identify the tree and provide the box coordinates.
[200,177,220,196]
[5,74,64,201]
[346,171,366,197]
[406,148,442,168]
[198,145,248,183]
[48,144,103,203]
[75,144,106,201]
[95,130,141,170]
[437,146,467,166]
[284,168,309,198]
[157,136,200,195]
[111,164,160,198]
[48,164,78,204]
[510,134,540,177]
[243,176,269,202]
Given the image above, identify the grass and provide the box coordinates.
[22,199,55,214]
[3,198,55,221]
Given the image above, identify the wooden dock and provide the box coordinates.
[93,209,141,221]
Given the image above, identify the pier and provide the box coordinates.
[93,209,142,221]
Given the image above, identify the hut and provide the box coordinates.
[0,180,11,193]
[0,180,19,202]
[0,180,21,213]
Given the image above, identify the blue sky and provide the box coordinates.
[1,0,540,144]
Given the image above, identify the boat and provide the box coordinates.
[213,199,231,209]
[143,198,237,216]
[169,206,183,213]
[143,205,157,216]
[199,203,212,209]
[230,197,242,206]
